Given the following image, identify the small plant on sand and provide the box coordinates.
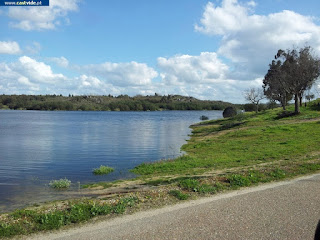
[49,178,71,189]
[93,165,114,175]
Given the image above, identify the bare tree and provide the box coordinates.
[244,88,265,113]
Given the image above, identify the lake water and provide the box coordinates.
[0,110,222,212]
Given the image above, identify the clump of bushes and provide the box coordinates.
[275,111,297,119]
[200,115,209,120]
[49,178,71,189]
[93,165,114,175]
[223,106,237,118]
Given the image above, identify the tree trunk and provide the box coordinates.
[281,96,286,110]
[299,94,303,107]
[294,93,300,114]
[255,104,259,113]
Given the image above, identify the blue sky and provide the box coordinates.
[1,0,320,103]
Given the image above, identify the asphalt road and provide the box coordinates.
[27,173,320,240]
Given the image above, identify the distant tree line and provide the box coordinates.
[0,94,237,111]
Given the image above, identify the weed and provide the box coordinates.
[179,179,200,192]
[0,222,25,238]
[179,179,216,194]
[169,190,189,200]
[227,174,251,188]
[92,165,114,175]
[49,178,71,189]
[198,184,217,194]
[269,168,286,179]
[247,170,267,183]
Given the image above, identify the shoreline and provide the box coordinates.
[1,103,320,238]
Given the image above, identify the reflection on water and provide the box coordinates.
[0,110,222,212]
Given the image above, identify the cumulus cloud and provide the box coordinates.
[0,57,160,97]
[0,56,68,94]
[195,0,251,35]
[14,56,66,83]
[82,61,158,87]
[196,0,320,79]
[0,41,21,54]
[158,52,228,84]
[8,0,80,31]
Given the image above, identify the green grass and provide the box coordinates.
[92,165,114,175]
[49,178,71,189]
[132,102,320,176]
[0,197,138,238]
[168,190,189,200]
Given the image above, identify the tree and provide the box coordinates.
[305,91,315,103]
[263,60,292,110]
[272,46,320,114]
[244,88,265,113]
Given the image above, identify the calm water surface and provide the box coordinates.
[0,110,222,212]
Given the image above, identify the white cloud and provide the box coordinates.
[196,0,320,79]
[8,0,80,31]
[74,74,123,96]
[0,41,21,54]
[14,56,66,83]
[195,0,250,35]
[0,57,160,97]
[0,56,68,94]
[82,61,158,87]
[158,52,228,85]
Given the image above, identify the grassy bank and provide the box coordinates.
[132,100,320,176]
[1,100,320,238]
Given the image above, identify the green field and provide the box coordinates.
[132,100,320,176]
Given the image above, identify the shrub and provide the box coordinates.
[243,103,256,112]
[274,111,297,119]
[93,165,114,175]
[200,115,209,120]
[223,106,237,118]
[49,178,71,189]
